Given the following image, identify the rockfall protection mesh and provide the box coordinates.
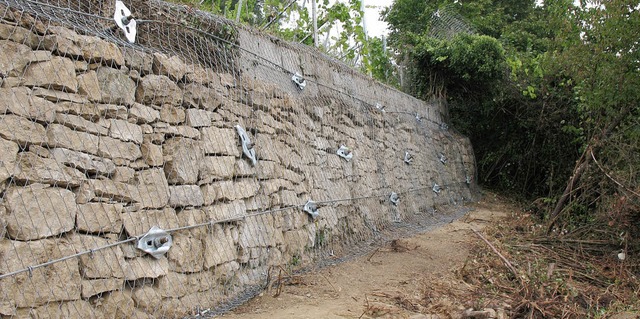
[0,0,478,317]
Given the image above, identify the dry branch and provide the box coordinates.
[471,228,519,279]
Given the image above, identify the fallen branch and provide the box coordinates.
[472,228,519,279]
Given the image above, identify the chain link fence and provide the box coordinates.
[0,0,477,317]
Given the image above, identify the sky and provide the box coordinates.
[363,0,392,38]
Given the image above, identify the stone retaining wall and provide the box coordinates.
[0,2,475,317]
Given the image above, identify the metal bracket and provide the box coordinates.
[404,151,413,164]
[303,200,319,219]
[438,153,447,164]
[389,192,400,206]
[465,175,472,185]
[375,103,385,113]
[432,183,441,194]
[137,226,172,259]
[415,113,421,122]
[291,72,306,90]
[235,125,257,166]
[114,1,137,43]
[336,145,353,161]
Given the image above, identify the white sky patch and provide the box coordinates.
[363,0,392,38]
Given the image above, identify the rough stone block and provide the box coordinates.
[4,184,76,240]
[152,52,186,81]
[96,67,136,105]
[70,234,126,279]
[239,215,282,250]
[97,135,141,161]
[81,278,122,299]
[159,104,186,124]
[203,223,237,269]
[168,232,205,273]
[132,286,163,315]
[77,70,102,101]
[154,124,201,139]
[208,179,260,202]
[31,87,90,103]
[135,168,170,209]
[13,151,85,187]
[23,56,78,92]
[184,64,220,86]
[198,156,235,183]
[163,137,202,184]
[0,114,47,147]
[135,74,182,106]
[122,48,153,74]
[168,185,205,207]
[50,147,116,176]
[0,40,33,77]
[201,127,241,156]
[0,138,18,184]
[0,23,40,49]
[95,291,135,318]
[0,239,81,307]
[182,83,223,111]
[55,113,109,136]
[123,257,169,280]
[106,119,143,144]
[0,87,56,122]
[30,300,96,318]
[76,202,124,234]
[203,200,246,222]
[47,123,99,155]
[129,103,160,124]
[122,207,179,237]
[42,27,82,56]
[96,103,128,119]
[78,35,125,67]
[141,142,163,166]
[87,178,140,203]
[185,108,212,127]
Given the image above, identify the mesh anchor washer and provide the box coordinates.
[438,153,447,164]
[235,125,257,166]
[389,192,400,206]
[303,200,319,219]
[404,151,413,164]
[291,72,306,90]
[137,226,172,259]
[336,145,353,161]
[432,183,442,194]
[114,1,137,43]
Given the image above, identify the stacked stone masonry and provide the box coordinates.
[0,2,476,318]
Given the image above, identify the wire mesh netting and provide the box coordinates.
[0,0,478,317]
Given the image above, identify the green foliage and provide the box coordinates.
[410,34,505,97]
[386,0,640,234]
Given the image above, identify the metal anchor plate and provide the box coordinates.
[292,72,306,90]
[137,226,172,259]
[432,183,441,194]
[389,192,400,206]
[114,1,137,43]
[404,151,413,164]
[336,145,353,161]
[438,153,447,164]
[465,175,472,185]
[439,123,449,131]
[303,200,319,219]
[235,125,257,166]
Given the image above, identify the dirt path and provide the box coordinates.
[221,197,512,319]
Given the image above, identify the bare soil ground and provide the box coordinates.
[221,195,512,319]
[221,193,640,319]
